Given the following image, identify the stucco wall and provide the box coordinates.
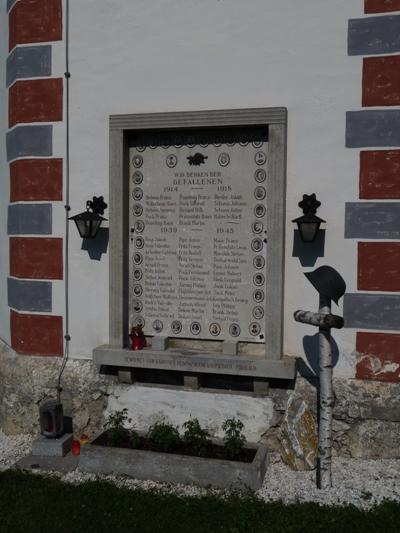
[63,0,361,376]
[2,0,381,379]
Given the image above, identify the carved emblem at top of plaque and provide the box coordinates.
[187,153,208,166]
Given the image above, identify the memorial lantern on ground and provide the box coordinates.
[39,400,64,438]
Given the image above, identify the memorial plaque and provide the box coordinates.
[128,127,268,343]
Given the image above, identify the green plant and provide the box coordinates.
[182,418,211,457]
[222,418,246,459]
[147,421,181,452]
[104,408,132,446]
[129,428,141,449]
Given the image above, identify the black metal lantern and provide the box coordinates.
[292,193,325,243]
[69,196,108,239]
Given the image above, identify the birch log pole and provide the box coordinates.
[317,294,334,489]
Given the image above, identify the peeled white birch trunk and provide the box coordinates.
[317,294,334,489]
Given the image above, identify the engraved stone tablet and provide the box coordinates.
[129,128,268,343]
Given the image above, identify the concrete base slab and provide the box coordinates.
[16,453,79,473]
[32,433,73,457]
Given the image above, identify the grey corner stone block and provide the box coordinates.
[344,293,400,331]
[348,15,400,56]
[32,433,73,457]
[6,125,53,161]
[7,45,51,87]
[8,277,52,313]
[346,110,400,148]
[7,0,17,12]
[8,203,52,235]
[345,202,400,239]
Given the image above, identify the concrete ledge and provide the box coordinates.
[16,454,79,473]
[93,344,296,380]
[80,438,268,490]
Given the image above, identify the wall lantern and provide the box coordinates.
[69,196,108,239]
[292,193,325,243]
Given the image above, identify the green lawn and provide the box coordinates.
[0,470,399,533]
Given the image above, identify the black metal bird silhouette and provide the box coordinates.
[187,153,208,166]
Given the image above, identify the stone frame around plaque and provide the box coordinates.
[96,107,290,378]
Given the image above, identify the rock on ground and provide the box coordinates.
[278,394,318,470]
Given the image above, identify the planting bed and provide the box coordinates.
[93,430,256,462]
[79,431,268,490]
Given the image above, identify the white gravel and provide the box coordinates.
[1,431,399,509]
[259,452,400,509]
[0,430,34,471]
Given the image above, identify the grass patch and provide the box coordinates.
[0,470,399,533]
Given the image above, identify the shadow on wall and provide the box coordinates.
[292,229,325,267]
[296,332,339,381]
[81,228,109,260]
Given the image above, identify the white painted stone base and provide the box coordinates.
[107,385,278,442]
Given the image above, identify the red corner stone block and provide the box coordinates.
[10,237,63,280]
[363,56,400,107]
[10,158,63,202]
[360,150,400,199]
[9,78,63,128]
[9,0,62,51]
[11,310,63,356]
[358,242,400,291]
[356,332,400,383]
[365,0,400,13]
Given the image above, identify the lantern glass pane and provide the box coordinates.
[298,221,319,242]
[90,219,102,237]
[75,218,102,238]
[75,219,88,238]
